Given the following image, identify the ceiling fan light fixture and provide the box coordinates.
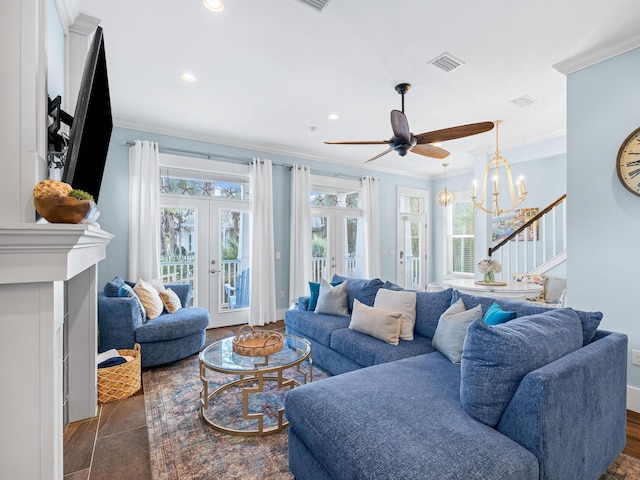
[328,113,339,120]
[203,0,224,12]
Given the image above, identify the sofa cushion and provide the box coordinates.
[413,288,455,339]
[308,280,341,311]
[118,283,147,323]
[134,306,210,343]
[349,299,402,345]
[160,288,182,313]
[330,328,435,367]
[284,309,350,347]
[452,291,602,346]
[373,289,417,340]
[331,275,384,312]
[460,308,583,427]
[432,299,482,364]
[483,302,517,326]
[134,278,164,319]
[315,279,349,315]
[286,353,539,480]
[104,276,125,297]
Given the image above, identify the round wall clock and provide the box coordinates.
[616,126,640,196]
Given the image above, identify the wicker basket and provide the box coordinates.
[232,325,284,357]
[97,343,142,404]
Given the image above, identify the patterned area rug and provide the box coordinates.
[143,328,327,480]
[144,329,640,480]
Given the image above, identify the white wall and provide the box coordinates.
[566,46,640,407]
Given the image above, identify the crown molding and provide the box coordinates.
[553,31,640,75]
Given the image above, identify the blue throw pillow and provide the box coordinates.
[460,308,583,427]
[483,302,517,325]
[118,283,147,323]
[104,276,125,297]
[331,275,384,312]
[308,280,342,311]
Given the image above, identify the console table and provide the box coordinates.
[444,278,542,302]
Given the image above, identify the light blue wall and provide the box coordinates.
[566,47,640,389]
[98,127,434,309]
[46,0,65,100]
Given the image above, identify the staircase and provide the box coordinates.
[488,194,567,282]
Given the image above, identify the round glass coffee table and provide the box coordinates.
[199,333,312,436]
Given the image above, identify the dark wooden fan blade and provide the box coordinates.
[391,110,411,142]
[411,144,450,159]
[325,140,390,145]
[415,121,494,144]
[365,148,393,163]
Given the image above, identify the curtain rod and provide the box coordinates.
[122,141,366,181]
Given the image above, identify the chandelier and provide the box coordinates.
[472,120,527,216]
[436,163,455,206]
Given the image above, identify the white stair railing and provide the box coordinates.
[489,195,567,281]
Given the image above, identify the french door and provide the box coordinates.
[311,209,363,282]
[160,196,250,328]
[396,188,429,289]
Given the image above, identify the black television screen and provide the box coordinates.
[62,26,112,202]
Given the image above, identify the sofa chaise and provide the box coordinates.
[283,276,627,480]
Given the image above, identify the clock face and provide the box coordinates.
[616,127,640,196]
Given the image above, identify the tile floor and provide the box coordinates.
[63,322,276,479]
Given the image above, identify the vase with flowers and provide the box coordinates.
[478,258,502,284]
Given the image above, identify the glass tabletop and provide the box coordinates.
[200,333,311,374]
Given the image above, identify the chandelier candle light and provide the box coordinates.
[472,120,527,216]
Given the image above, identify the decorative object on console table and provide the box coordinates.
[477,258,502,285]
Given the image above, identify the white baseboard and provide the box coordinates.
[627,385,640,413]
[276,308,287,322]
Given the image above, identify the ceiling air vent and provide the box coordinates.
[297,0,330,11]
[510,95,536,107]
[429,52,464,72]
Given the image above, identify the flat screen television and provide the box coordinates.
[61,26,113,202]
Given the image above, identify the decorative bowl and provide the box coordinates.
[232,325,284,357]
[34,196,93,224]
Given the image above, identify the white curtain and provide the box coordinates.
[249,158,277,326]
[289,165,312,302]
[128,140,160,281]
[361,176,381,279]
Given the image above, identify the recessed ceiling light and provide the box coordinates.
[203,0,224,12]
[328,114,339,120]
[180,72,196,82]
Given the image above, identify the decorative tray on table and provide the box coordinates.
[232,325,284,357]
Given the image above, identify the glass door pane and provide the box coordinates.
[311,215,328,282]
[343,216,363,278]
[220,209,250,313]
[160,206,197,305]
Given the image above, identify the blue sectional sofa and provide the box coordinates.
[284,276,627,480]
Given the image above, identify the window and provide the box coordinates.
[447,191,475,274]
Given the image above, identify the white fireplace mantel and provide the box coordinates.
[0,223,113,480]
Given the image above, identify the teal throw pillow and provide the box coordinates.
[118,283,147,323]
[483,302,517,326]
[308,280,341,311]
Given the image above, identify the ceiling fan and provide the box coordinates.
[325,83,495,163]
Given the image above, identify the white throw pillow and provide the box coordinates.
[315,279,349,316]
[134,278,164,319]
[432,299,482,363]
[374,289,417,341]
[349,299,402,346]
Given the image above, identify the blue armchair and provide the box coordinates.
[98,277,210,367]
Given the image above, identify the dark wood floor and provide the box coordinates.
[64,321,640,478]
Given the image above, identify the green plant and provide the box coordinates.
[68,189,94,201]
[312,234,326,258]
[222,237,239,260]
